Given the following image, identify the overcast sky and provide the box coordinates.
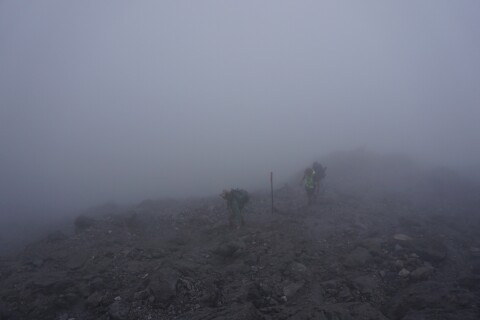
[1,1,479,212]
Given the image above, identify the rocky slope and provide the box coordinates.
[1,183,479,319]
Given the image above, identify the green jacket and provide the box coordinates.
[304,172,316,189]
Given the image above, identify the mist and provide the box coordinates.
[1,1,480,226]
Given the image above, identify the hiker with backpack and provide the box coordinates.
[220,188,249,229]
[301,168,317,206]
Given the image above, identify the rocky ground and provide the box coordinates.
[1,184,480,319]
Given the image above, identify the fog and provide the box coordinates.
[1,0,480,224]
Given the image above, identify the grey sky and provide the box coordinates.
[1,1,479,210]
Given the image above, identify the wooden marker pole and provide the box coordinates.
[270,171,274,214]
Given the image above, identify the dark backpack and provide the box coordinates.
[232,189,249,206]
[313,164,327,181]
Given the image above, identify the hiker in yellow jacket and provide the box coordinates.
[301,168,317,206]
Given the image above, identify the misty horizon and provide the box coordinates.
[1,1,480,215]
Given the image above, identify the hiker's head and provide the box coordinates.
[305,168,314,176]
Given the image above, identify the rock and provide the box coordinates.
[359,237,385,255]
[86,291,104,307]
[198,279,224,307]
[410,266,434,281]
[469,247,480,257]
[337,286,353,302]
[148,273,177,303]
[285,261,308,280]
[344,247,372,268]
[88,277,105,291]
[31,271,70,290]
[47,231,67,243]
[351,275,378,294]
[224,262,249,276]
[394,234,413,241]
[398,268,410,277]
[411,239,447,262]
[247,282,273,308]
[108,300,130,320]
[212,240,245,258]
[458,276,480,291]
[74,215,94,232]
[176,277,195,297]
[394,260,404,269]
[289,261,307,273]
[32,258,44,268]
[210,302,263,320]
[401,309,477,320]
[309,302,388,320]
[133,290,149,301]
[283,280,305,298]
[56,292,80,308]
[390,281,477,319]
[65,252,88,270]
[0,301,12,319]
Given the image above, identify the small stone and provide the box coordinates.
[394,234,413,241]
[283,281,305,298]
[410,266,434,281]
[398,268,410,277]
[395,260,404,269]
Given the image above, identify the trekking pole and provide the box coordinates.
[270,171,274,214]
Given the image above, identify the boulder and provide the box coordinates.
[410,266,434,281]
[108,300,130,320]
[344,247,372,268]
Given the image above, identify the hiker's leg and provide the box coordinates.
[231,201,241,227]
